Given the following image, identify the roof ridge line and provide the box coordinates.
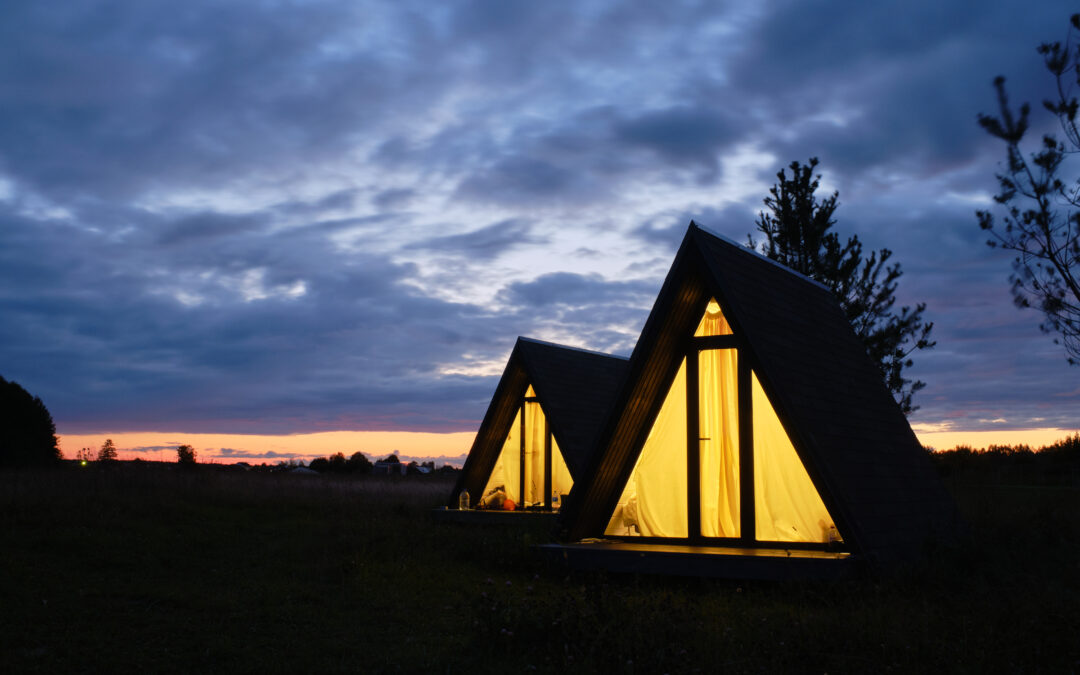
[518,336,630,361]
[689,221,832,293]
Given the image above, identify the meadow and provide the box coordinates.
[1,460,1078,673]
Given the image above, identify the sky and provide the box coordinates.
[2,0,1078,464]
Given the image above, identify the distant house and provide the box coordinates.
[373,460,408,476]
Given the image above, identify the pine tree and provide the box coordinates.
[749,158,935,414]
[976,14,1080,364]
[97,438,118,462]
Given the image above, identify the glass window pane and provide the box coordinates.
[604,359,688,537]
[699,348,740,537]
[752,372,840,543]
[694,298,733,336]
[480,406,521,507]
[550,436,572,510]
[523,400,545,506]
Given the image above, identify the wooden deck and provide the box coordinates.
[538,540,862,580]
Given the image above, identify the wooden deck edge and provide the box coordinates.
[537,542,864,580]
[430,508,561,525]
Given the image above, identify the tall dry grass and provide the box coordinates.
[1,462,1077,673]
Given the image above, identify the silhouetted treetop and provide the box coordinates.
[176,444,197,465]
[0,375,61,467]
[977,13,1080,364]
[748,158,935,414]
[97,438,118,462]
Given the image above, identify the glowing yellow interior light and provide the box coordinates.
[479,383,575,510]
[523,399,545,506]
[601,353,841,545]
[752,372,840,543]
[481,406,521,506]
[604,359,688,537]
[551,436,572,509]
[694,298,733,336]
[699,348,739,537]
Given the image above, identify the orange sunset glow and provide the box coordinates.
[58,430,476,466]
[911,425,1080,452]
[57,426,1079,466]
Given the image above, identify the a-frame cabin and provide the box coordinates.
[449,337,628,516]
[552,223,959,578]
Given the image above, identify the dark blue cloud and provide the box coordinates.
[407,218,544,259]
[498,272,655,308]
[614,106,734,169]
[454,156,593,205]
[0,0,1075,441]
[157,211,266,245]
[371,188,415,210]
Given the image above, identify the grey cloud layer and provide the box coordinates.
[0,0,1076,437]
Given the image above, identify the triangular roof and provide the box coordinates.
[450,337,629,507]
[561,222,959,569]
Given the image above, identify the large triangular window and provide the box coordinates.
[605,298,841,546]
[480,384,574,510]
[605,360,688,537]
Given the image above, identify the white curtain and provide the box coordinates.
[524,400,545,506]
[550,437,573,508]
[482,391,577,510]
[605,359,688,537]
[481,406,521,504]
[694,298,732,337]
[752,372,838,543]
[699,348,740,537]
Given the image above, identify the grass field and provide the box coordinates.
[2,463,1078,673]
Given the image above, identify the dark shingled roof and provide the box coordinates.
[449,337,629,508]
[560,223,960,570]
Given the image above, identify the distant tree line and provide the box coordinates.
[302,452,458,475]
[928,433,1080,485]
[307,451,375,474]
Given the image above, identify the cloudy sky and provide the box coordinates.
[2,0,1077,460]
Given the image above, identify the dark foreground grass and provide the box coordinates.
[2,465,1078,673]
